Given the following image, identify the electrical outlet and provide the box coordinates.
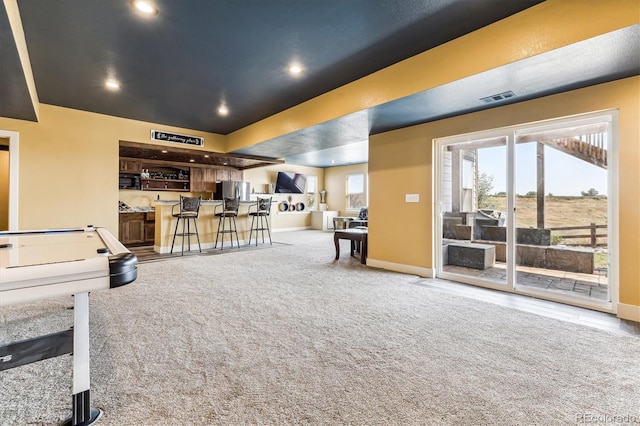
[405,194,419,203]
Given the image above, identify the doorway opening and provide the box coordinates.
[0,130,19,231]
[0,140,9,231]
[435,111,617,313]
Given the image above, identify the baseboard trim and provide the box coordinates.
[617,303,640,322]
[367,258,433,278]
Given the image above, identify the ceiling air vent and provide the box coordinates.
[479,91,516,104]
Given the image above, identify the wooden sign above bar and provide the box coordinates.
[151,130,204,147]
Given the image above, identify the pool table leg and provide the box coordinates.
[61,292,103,426]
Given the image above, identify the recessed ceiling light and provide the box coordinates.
[204,155,210,158]
[131,0,158,16]
[288,64,303,75]
[223,162,228,166]
[105,79,120,90]
[189,159,195,163]
[217,105,229,116]
[161,150,168,153]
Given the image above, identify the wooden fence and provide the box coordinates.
[547,223,607,248]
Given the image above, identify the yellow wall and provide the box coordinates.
[324,163,368,215]
[0,104,226,235]
[0,103,326,237]
[243,164,324,230]
[369,76,640,311]
[368,133,432,268]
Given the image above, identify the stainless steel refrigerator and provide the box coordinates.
[213,181,251,201]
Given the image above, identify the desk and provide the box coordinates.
[311,210,338,231]
[334,228,368,264]
[0,226,138,425]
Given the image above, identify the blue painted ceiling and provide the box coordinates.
[1,1,638,167]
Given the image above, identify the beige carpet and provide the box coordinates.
[1,230,638,425]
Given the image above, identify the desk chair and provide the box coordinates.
[332,216,353,230]
[248,197,272,245]
[348,207,368,252]
[349,207,368,229]
[215,196,240,249]
[170,195,202,255]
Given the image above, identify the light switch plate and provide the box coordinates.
[405,193,419,203]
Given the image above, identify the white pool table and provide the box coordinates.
[0,226,137,425]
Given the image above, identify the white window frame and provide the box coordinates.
[345,173,366,212]
[434,110,618,314]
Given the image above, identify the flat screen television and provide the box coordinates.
[275,172,307,194]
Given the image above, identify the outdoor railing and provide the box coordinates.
[547,223,607,248]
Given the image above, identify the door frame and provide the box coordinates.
[0,129,19,230]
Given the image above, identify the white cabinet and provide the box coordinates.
[311,210,338,231]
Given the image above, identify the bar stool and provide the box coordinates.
[170,195,202,255]
[214,196,240,249]
[248,197,272,245]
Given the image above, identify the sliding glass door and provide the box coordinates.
[435,112,615,312]
[437,134,509,288]
[513,118,612,305]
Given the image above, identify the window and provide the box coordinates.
[306,175,317,193]
[346,173,366,210]
[462,159,473,189]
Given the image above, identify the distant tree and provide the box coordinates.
[581,188,599,197]
[526,191,537,197]
[477,172,495,209]
[495,191,506,197]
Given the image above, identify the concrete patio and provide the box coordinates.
[443,262,609,301]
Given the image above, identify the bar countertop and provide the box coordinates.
[153,199,257,206]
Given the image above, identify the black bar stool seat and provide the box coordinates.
[248,197,272,245]
[215,196,240,249]
[170,195,202,255]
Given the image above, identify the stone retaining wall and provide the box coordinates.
[474,240,594,274]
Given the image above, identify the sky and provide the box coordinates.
[478,143,608,196]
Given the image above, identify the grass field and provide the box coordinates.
[484,195,608,248]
